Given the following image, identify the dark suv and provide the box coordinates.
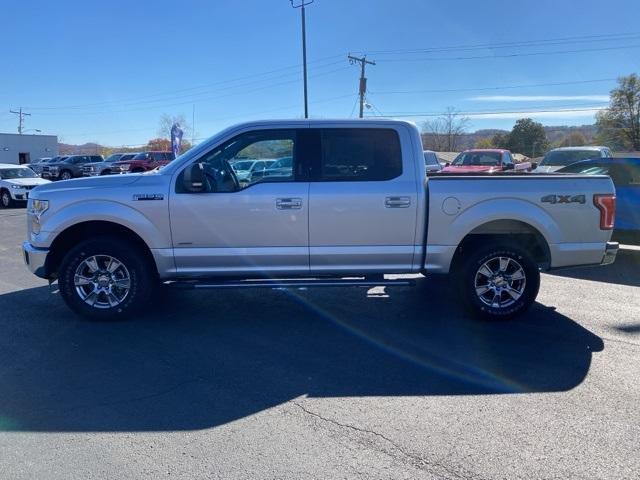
[110,151,173,173]
[42,155,104,180]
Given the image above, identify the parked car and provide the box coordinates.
[83,153,138,176]
[41,155,104,180]
[557,158,640,241]
[0,163,51,208]
[30,156,65,175]
[441,149,532,173]
[110,151,173,173]
[423,150,442,173]
[254,156,293,180]
[27,157,51,173]
[22,119,617,321]
[535,146,612,173]
[230,159,275,185]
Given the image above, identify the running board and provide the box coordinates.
[167,278,415,290]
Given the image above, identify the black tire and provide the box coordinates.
[131,168,144,173]
[60,170,73,181]
[58,236,158,320]
[458,243,540,320]
[100,170,111,175]
[0,189,13,209]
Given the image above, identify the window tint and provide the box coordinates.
[318,128,402,181]
[502,152,513,165]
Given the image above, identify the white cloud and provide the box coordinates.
[469,95,610,102]
[470,108,606,120]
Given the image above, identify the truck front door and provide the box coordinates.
[169,128,311,276]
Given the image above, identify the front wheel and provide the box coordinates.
[459,244,540,320]
[0,189,14,208]
[60,170,73,181]
[58,237,158,320]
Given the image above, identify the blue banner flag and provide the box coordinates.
[170,123,184,159]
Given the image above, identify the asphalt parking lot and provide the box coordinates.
[0,208,638,480]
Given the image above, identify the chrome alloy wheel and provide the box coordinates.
[474,256,526,309]
[74,255,131,309]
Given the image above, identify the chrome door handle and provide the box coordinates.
[385,196,411,208]
[276,197,303,210]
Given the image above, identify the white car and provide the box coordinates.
[0,163,51,208]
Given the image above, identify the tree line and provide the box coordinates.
[422,73,640,157]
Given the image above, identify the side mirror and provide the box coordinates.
[504,163,514,170]
[530,162,538,170]
[183,163,208,193]
[445,162,451,167]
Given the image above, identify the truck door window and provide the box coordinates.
[316,128,401,181]
[177,129,297,193]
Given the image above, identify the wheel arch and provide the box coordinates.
[45,220,157,279]
[449,219,552,274]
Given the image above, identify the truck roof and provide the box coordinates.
[462,148,510,153]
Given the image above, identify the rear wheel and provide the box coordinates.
[459,243,540,320]
[60,170,73,181]
[58,237,158,320]
[0,189,14,208]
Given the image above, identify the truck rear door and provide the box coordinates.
[307,125,420,273]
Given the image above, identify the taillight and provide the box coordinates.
[593,194,616,230]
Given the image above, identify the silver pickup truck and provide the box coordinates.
[22,120,618,320]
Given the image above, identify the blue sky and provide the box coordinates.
[1,0,640,146]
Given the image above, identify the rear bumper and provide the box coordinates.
[601,241,618,265]
[22,242,49,278]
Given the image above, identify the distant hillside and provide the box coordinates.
[433,124,600,151]
[58,142,103,155]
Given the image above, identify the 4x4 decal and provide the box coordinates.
[541,194,586,205]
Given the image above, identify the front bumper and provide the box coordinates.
[22,242,49,278]
[601,241,619,266]
[9,189,31,201]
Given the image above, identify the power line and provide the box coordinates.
[369,78,618,95]
[25,55,345,111]
[377,43,640,63]
[30,66,350,117]
[355,32,640,56]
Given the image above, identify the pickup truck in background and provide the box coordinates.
[441,149,532,173]
[110,151,173,174]
[41,155,104,180]
[535,146,612,173]
[22,120,618,321]
[82,153,138,176]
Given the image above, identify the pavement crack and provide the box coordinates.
[291,400,479,480]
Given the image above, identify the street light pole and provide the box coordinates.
[290,0,313,118]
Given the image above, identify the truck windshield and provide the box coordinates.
[0,168,38,179]
[541,150,600,166]
[452,152,501,166]
[104,154,123,163]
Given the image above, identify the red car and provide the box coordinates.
[111,151,173,174]
[441,149,531,173]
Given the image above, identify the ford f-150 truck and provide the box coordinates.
[22,120,618,320]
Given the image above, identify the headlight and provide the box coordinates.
[49,166,59,172]
[29,199,49,216]
[10,184,23,189]
[119,164,130,171]
[28,199,49,235]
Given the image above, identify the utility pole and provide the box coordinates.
[9,107,31,134]
[348,55,376,118]
[290,0,313,118]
